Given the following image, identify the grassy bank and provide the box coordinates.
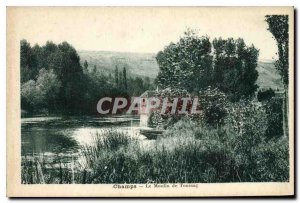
[22,121,289,184]
[81,121,289,183]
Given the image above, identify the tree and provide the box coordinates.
[20,39,155,115]
[84,60,89,70]
[20,40,38,83]
[265,15,289,86]
[54,42,85,114]
[265,15,289,137]
[21,80,42,112]
[198,87,228,125]
[115,66,119,87]
[156,29,212,93]
[123,67,128,91]
[118,70,123,89]
[156,29,259,101]
[213,38,259,101]
[36,68,61,111]
[20,40,86,114]
[21,68,61,113]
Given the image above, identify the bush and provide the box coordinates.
[147,88,191,129]
[226,100,267,141]
[252,137,289,182]
[198,87,228,126]
[148,87,228,128]
[257,88,275,102]
[264,98,283,140]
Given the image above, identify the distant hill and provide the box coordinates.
[78,50,159,79]
[78,50,283,90]
[256,61,283,91]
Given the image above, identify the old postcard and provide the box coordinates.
[7,7,294,197]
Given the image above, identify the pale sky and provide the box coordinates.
[9,7,291,60]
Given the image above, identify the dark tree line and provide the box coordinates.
[21,40,86,115]
[21,40,154,115]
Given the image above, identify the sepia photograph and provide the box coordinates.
[6,6,294,197]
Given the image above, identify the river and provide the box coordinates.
[21,115,147,158]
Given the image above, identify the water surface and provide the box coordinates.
[21,115,143,158]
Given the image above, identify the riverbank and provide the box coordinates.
[21,118,289,184]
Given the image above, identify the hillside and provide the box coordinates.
[78,50,159,79]
[78,50,283,90]
[256,61,283,91]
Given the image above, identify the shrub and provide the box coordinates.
[147,88,191,129]
[226,100,267,141]
[257,88,275,102]
[264,98,283,140]
[252,137,289,182]
[198,87,228,126]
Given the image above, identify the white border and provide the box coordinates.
[1,0,299,202]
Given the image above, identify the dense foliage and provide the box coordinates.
[265,15,289,137]
[198,87,228,125]
[156,30,259,101]
[21,26,289,184]
[265,15,289,86]
[257,88,275,102]
[148,87,229,128]
[20,40,154,115]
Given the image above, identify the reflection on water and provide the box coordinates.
[21,115,142,157]
[21,115,157,184]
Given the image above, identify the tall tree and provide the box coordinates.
[123,67,127,91]
[83,60,88,70]
[265,15,289,137]
[212,38,259,101]
[118,70,123,90]
[115,66,119,87]
[20,40,86,114]
[156,29,259,101]
[20,40,38,83]
[21,68,61,113]
[156,29,212,93]
[55,42,85,114]
[93,65,97,73]
[265,15,289,86]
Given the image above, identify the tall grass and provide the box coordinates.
[76,120,288,183]
[22,121,289,184]
[82,130,132,166]
[21,155,79,184]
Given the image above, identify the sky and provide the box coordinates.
[10,7,288,60]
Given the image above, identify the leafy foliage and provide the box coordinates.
[156,30,212,92]
[21,69,61,113]
[265,15,289,86]
[264,98,283,140]
[257,88,275,102]
[20,40,154,115]
[198,87,228,125]
[156,30,259,101]
[212,38,259,101]
[147,88,191,129]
